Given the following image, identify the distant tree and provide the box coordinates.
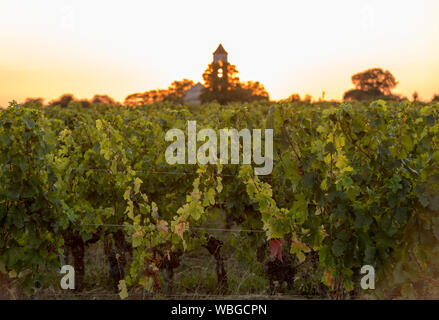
[412,91,419,102]
[23,98,44,107]
[48,94,118,108]
[343,68,398,101]
[303,94,313,102]
[147,89,169,103]
[124,92,147,106]
[91,94,117,105]
[124,79,195,106]
[243,81,268,97]
[343,88,384,101]
[165,79,195,103]
[48,94,75,108]
[351,68,398,95]
[289,93,301,102]
[80,99,91,108]
[235,81,269,102]
[432,94,439,102]
[124,89,169,106]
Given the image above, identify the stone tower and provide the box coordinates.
[213,44,228,64]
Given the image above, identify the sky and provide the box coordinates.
[0,0,438,107]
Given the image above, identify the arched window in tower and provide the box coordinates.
[218,68,223,78]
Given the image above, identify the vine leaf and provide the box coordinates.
[134,177,143,193]
[158,220,168,235]
[332,239,346,257]
[269,239,284,263]
[323,270,334,288]
[432,217,439,242]
[118,280,128,299]
[174,220,187,240]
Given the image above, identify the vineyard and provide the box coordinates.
[1,99,439,299]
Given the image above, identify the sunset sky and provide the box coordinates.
[1,0,438,107]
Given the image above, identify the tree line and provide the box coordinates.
[22,67,439,108]
[290,68,439,103]
[124,59,270,106]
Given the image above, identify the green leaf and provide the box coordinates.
[355,212,373,228]
[301,172,315,189]
[332,239,346,257]
[324,142,337,154]
[206,187,215,206]
[432,217,439,242]
[394,207,408,224]
[134,177,143,194]
[364,247,375,264]
[0,260,6,274]
[96,119,103,131]
[291,194,308,224]
[7,183,21,200]
[22,116,35,129]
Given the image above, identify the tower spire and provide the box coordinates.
[213,44,228,64]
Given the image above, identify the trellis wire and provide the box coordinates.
[67,168,286,180]
[82,223,266,233]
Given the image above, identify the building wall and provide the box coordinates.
[183,83,204,105]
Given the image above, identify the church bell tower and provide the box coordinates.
[213,44,228,64]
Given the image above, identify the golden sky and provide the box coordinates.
[1,0,438,107]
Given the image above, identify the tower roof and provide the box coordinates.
[213,44,228,55]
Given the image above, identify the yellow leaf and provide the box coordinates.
[123,187,131,201]
[134,177,143,194]
[96,119,103,131]
[216,177,223,193]
[151,202,159,220]
[158,220,168,235]
[174,220,187,240]
[323,270,334,287]
[125,201,134,219]
[118,280,128,299]
[297,251,306,263]
[132,230,144,248]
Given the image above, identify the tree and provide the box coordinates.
[91,94,118,105]
[22,98,44,108]
[351,68,398,95]
[289,94,301,102]
[124,79,195,106]
[344,68,398,101]
[48,94,75,108]
[124,92,148,106]
[432,94,439,102]
[165,79,195,103]
[79,99,91,108]
[124,89,169,106]
[343,89,384,101]
[303,94,313,102]
[235,81,269,102]
[412,91,419,102]
[48,94,119,108]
